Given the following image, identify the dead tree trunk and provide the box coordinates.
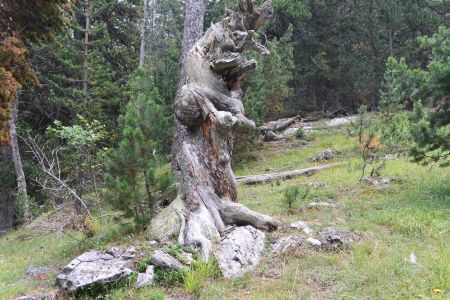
[9,99,30,223]
[151,0,279,259]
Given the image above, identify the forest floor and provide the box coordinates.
[1,125,449,300]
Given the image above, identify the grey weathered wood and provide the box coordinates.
[259,116,300,133]
[9,99,30,222]
[167,0,279,259]
[236,163,341,185]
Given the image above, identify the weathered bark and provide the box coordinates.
[139,0,149,68]
[173,0,207,176]
[160,0,280,259]
[9,99,30,223]
[236,164,340,185]
[259,116,300,133]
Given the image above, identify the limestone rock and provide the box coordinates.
[215,226,266,278]
[147,196,184,242]
[56,247,135,291]
[271,236,303,253]
[290,221,313,235]
[306,237,322,247]
[308,201,337,209]
[307,182,326,188]
[151,250,183,271]
[319,227,359,250]
[178,252,195,266]
[15,297,37,300]
[309,149,338,162]
[136,266,155,288]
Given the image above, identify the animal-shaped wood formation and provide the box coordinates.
[164,0,280,259]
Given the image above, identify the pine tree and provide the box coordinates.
[244,25,294,124]
[104,67,172,225]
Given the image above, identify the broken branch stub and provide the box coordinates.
[150,0,279,260]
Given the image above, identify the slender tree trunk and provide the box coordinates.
[388,28,394,57]
[172,0,207,175]
[8,99,30,223]
[82,1,90,95]
[139,0,149,68]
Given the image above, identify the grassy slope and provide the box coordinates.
[0,127,449,300]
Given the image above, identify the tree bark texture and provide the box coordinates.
[173,0,207,175]
[139,0,149,68]
[9,99,30,222]
[171,0,279,259]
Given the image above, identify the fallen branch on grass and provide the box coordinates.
[235,163,341,185]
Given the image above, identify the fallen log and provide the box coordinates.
[236,163,341,185]
[258,116,300,133]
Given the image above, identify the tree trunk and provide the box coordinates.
[139,0,149,68]
[9,99,30,223]
[82,1,90,95]
[157,0,280,260]
[388,28,394,57]
[172,0,207,176]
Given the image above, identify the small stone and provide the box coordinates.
[309,149,338,162]
[151,250,183,271]
[178,252,195,266]
[307,237,322,246]
[271,236,303,253]
[319,227,359,250]
[308,182,326,188]
[308,201,337,208]
[26,266,49,278]
[290,221,313,235]
[149,240,158,246]
[409,253,417,265]
[136,266,155,288]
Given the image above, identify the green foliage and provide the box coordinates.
[380,27,450,166]
[283,185,299,210]
[244,25,294,124]
[283,185,309,211]
[184,259,222,297]
[104,67,173,226]
[295,127,305,140]
[349,106,385,180]
[154,269,186,287]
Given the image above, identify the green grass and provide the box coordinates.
[1,127,449,299]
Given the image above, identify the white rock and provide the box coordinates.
[136,266,155,288]
[290,221,313,235]
[308,202,337,208]
[151,250,183,271]
[410,253,417,265]
[215,226,265,278]
[56,247,135,291]
[178,252,195,265]
[271,236,303,253]
[307,237,322,246]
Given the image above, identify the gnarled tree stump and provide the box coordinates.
[149,0,280,259]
